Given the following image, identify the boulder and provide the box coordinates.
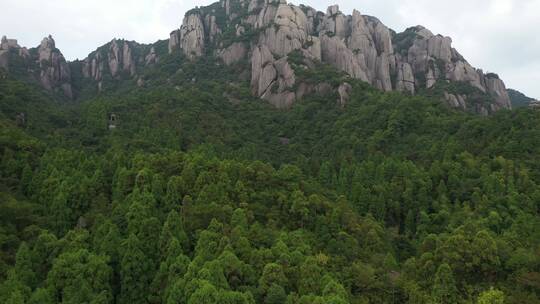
[258,4,309,57]
[444,92,466,109]
[218,42,248,65]
[338,82,353,106]
[251,44,298,108]
[304,36,321,61]
[145,47,159,65]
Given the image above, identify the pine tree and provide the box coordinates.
[159,210,189,256]
[120,234,153,304]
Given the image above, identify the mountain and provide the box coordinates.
[0,35,73,98]
[508,88,537,108]
[0,0,517,114]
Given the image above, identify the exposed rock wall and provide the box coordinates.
[0,0,516,111]
[168,0,512,112]
[80,39,159,92]
[218,42,248,66]
[38,36,73,99]
[251,44,296,108]
[169,12,206,59]
[106,39,136,78]
[1,35,73,98]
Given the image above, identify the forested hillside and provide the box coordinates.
[0,45,539,304]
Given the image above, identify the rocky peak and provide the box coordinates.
[1,35,22,50]
[0,34,72,98]
[33,35,73,99]
[169,12,207,59]
[39,35,55,51]
[0,0,517,112]
[398,26,512,112]
[79,39,150,92]
[165,0,512,112]
[145,47,159,65]
[107,39,136,77]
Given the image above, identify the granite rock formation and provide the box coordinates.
[37,36,73,98]
[0,35,72,98]
[165,0,512,112]
[0,0,517,112]
[80,39,159,92]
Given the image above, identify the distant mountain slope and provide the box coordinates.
[0,0,525,115]
[508,88,536,108]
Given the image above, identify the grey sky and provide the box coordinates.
[1,0,538,98]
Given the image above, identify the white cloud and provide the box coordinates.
[1,0,538,98]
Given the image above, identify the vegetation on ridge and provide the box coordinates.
[0,39,539,304]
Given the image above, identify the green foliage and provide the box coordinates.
[46,249,112,303]
[0,28,539,304]
[393,27,422,55]
[508,89,535,108]
[478,288,505,304]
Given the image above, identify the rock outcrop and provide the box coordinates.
[166,0,512,113]
[258,3,311,57]
[107,39,136,77]
[251,44,296,108]
[0,36,11,70]
[338,83,353,107]
[80,39,157,92]
[395,26,511,112]
[82,39,138,81]
[145,47,159,66]
[169,12,207,59]
[0,0,517,112]
[37,36,73,99]
[1,35,72,98]
[0,35,71,98]
[444,92,467,110]
[218,42,248,66]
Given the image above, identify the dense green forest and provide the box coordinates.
[0,53,539,304]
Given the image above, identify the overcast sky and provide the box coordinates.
[1,0,538,98]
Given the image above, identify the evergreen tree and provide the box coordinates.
[120,234,153,304]
[432,263,458,304]
[46,249,112,304]
[159,210,189,256]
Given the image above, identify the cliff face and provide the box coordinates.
[0,35,161,97]
[1,35,73,99]
[77,39,164,93]
[167,0,512,112]
[0,0,514,112]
